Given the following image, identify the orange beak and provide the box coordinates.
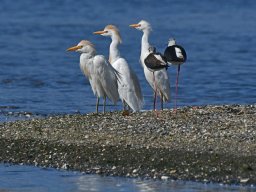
[129,24,141,28]
[66,45,83,52]
[93,30,107,35]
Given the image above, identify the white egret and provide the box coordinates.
[67,40,119,113]
[130,20,171,110]
[164,38,187,110]
[94,25,143,112]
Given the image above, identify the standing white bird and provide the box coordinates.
[93,25,143,112]
[130,20,171,110]
[164,38,187,110]
[67,40,119,113]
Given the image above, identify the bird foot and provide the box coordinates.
[122,110,130,116]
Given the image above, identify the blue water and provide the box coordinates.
[0,0,256,191]
[0,164,255,192]
[0,0,255,117]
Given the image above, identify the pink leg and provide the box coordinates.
[174,65,181,111]
[153,72,157,111]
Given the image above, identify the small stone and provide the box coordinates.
[161,176,169,180]
[84,135,89,139]
[25,114,31,118]
[203,179,209,183]
[61,163,68,170]
[112,166,117,170]
[240,178,250,183]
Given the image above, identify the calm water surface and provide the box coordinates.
[0,0,255,191]
[0,164,255,192]
[0,0,255,117]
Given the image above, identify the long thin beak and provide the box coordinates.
[66,45,83,52]
[129,24,141,28]
[93,30,107,35]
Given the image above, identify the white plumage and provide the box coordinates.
[130,20,171,110]
[175,47,184,59]
[67,40,119,113]
[94,25,143,112]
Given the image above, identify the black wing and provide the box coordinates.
[164,45,187,64]
[144,53,168,71]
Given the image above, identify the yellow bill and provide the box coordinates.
[129,24,141,28]
[93,30,107,35]
[66,45,83,52]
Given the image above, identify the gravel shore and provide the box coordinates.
[0,104,255,184]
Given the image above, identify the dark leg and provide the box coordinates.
[96,97,99,113]
[122,100,126,111]
[161,94,164,110]
[103,96,106,113]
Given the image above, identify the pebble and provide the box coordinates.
[161,176,169,180]
[240,178,250,183]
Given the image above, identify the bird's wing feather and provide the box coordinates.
[154,69,171,102]
[93,55,119,103]
[112,58,143,111]
[80,56,99,95]
[154,53,167,64]
[175,47,184,59]
[129,67,144,106]
[164,45,187,64]
[144,53,167,71]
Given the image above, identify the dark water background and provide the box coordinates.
[0,0,255,191]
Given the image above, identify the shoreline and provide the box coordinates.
[0,104,255,184]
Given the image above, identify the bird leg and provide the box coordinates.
[174,64,181,111]
[96,97,99,114]
[161,94,164,110]
[122,100,127,111]
[153,72,157,111]
[122,100,130,116]
[103,96,106,113]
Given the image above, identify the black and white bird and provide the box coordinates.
[143,46,172,110]
[144,46,170,71]
[164,38,187,110]
[164,38,187,65]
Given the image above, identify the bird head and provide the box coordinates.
[129,20,152,32]
[148,46,156,53]
[93,25,122,43]
[168,38,176,46]
[67,40,95,54]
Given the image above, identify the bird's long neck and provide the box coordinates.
[140,30,151,66]
[109,36,121,64]
[142,30,151,51]
[82,49,96,58]
[80,53,92,60]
